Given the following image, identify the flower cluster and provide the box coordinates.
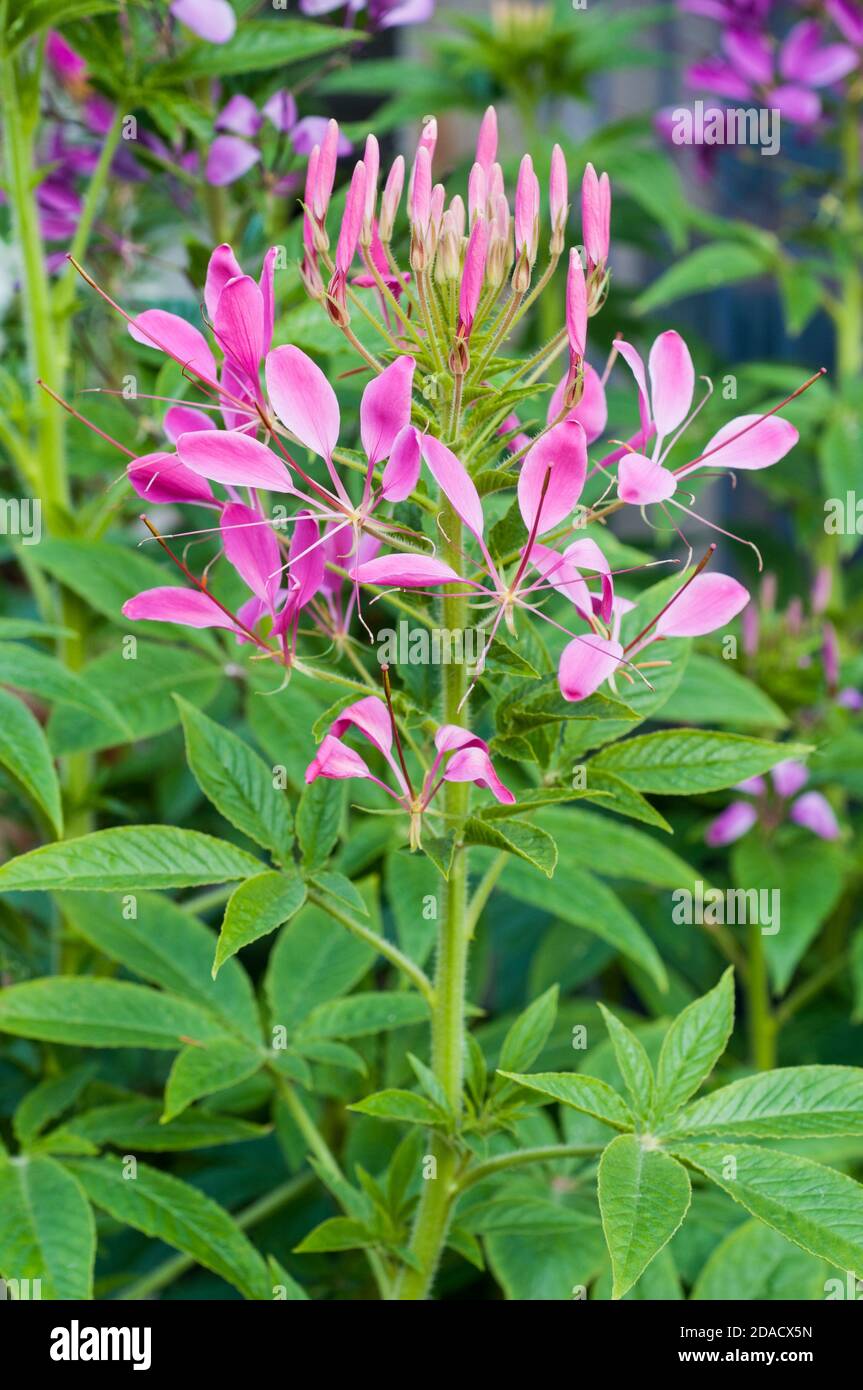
[707,758,840,844]
[63,105,817,848]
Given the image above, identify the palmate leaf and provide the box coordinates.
[0,826,262,891]
[163,1039,263,1122]
[691,1220,828,1301]
[497,1070,634,1131]
[463,816,557,877]
[65,1157,272,1300]
[0,1155,94,1300]
[264,902,374,1032]
[653,968,734,1120]
[597,1005,654,1124]
[598,1134,691,1299]
[68,1100,269,1152]
[670,1143,863,1278]
[214,869,306,976]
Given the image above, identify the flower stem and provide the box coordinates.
[397,503,470,1299]
[747,919,776,1070]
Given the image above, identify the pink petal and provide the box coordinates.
[780,19,857,85]
[284,510,324,610]
[549,361,607,444]
[177,430,292,491]
[205,135,260,187]
[335,159,367,276]
[648,330,694,441]
[458,215,488,336]
[434,725,489,754]
[306,734,371,784]
[770,759,809,798]
[410,145,432,230]
[361,356,415,466]
[550,143,568,234]
[265,345,340,460]
[736,775,767,795]
[443,746,515,804]
[170,0,236,43]
[475,106,498,172]
[353,554,463,587]
[163,406,216,443]
[122,586,243,632]
[221,502,280,605]
[128,310,217,382]
[654,572,749,638]
[381,424,421,501]
[770,84,821,124]
[127,451,215,506]
[686,58,754,100]
[214,275,264,381]
[259,246,277,354]
[421,435,485,540]
[331,695,392,757]
[518,420,587,535]
[705,800,758,847]
[790,790,841,840]
[558,634,623,702]
[723,25,774,85]
[827,0,863,46]
[204,243,244,320]
[581,163,610,269]
[684,413,798,475]
[615,339,651,437]
[617,453,677,506]
[565,248,587,360]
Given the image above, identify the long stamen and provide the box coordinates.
[381,662,415,799]
[623,543,715,654]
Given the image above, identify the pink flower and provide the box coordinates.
[705,756,842,845]
[170,0,237,44]
[305,695,514,847]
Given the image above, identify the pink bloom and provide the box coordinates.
[581,163,610,274]
[457,216,488,339]
[476,106,498,171]
[705,800,759,846]
[170,0,237,44]
[790,791,841,840]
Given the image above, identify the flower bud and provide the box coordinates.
[475,104,498,172]
[361,133,379,244]
[312,118,340,222]
[435,209,461,282]
[379,155,405,241]
[581,162,610,274]
[549,143,568,255]
[468,162,487,228]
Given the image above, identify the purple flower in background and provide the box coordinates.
[826,0,863,46]
[206,91,351,186]
[299,0,434,28]
[170,0,237,43]
[680,0,773,26]
[687,18,858,124]
[706,759,841,846]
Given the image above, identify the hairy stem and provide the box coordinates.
[747,920,776,1071]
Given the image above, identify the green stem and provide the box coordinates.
[836,108,863,386]
[306,890,435,1004]
[747,919,776,1070]
[1,51,67,516]
[458,1143,604,1192]
[118,1172,314,1300]
[397,505,470,1300]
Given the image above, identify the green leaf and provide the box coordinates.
[659,655,787,730]
[297,992,429,1041]
[463,816,557,877]
[496,986,559,1079]
[692,1219,828,1301]
[308,870,368,918]
[598,1134,691,1298]
[385,853,438,966]
[634,241,772,315]
[296,777,343,871]
[586,770,672,833]
[163,1040,263,1122]
[497,1071,634,1130]
[150,18,361,81]
[0,641,130,733]
[176,697,293,860]
[502,859,667,991]
[4,0,120,51]
[0,826,262,891]
[662,1065,863,1140]
[348,1090,446,1126]
[59,891,260,1042]
[264,902,374,1031]
[13,1065,95,1148]
[48,641,222,754]
[66,1156,271,1299]
[598,1005,654,1123]
[267,1254,309,1300]
[214,869,306,975]
[540,807,699,890]
[653,969,734,1120]
[0,1155,94,1299]
[671,1143,863,1277]
[68,1100,267,1151]
[0,687,63,836]
[294,1217,375,1254]
[0,978,226,1049]
[592,731,809,795]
